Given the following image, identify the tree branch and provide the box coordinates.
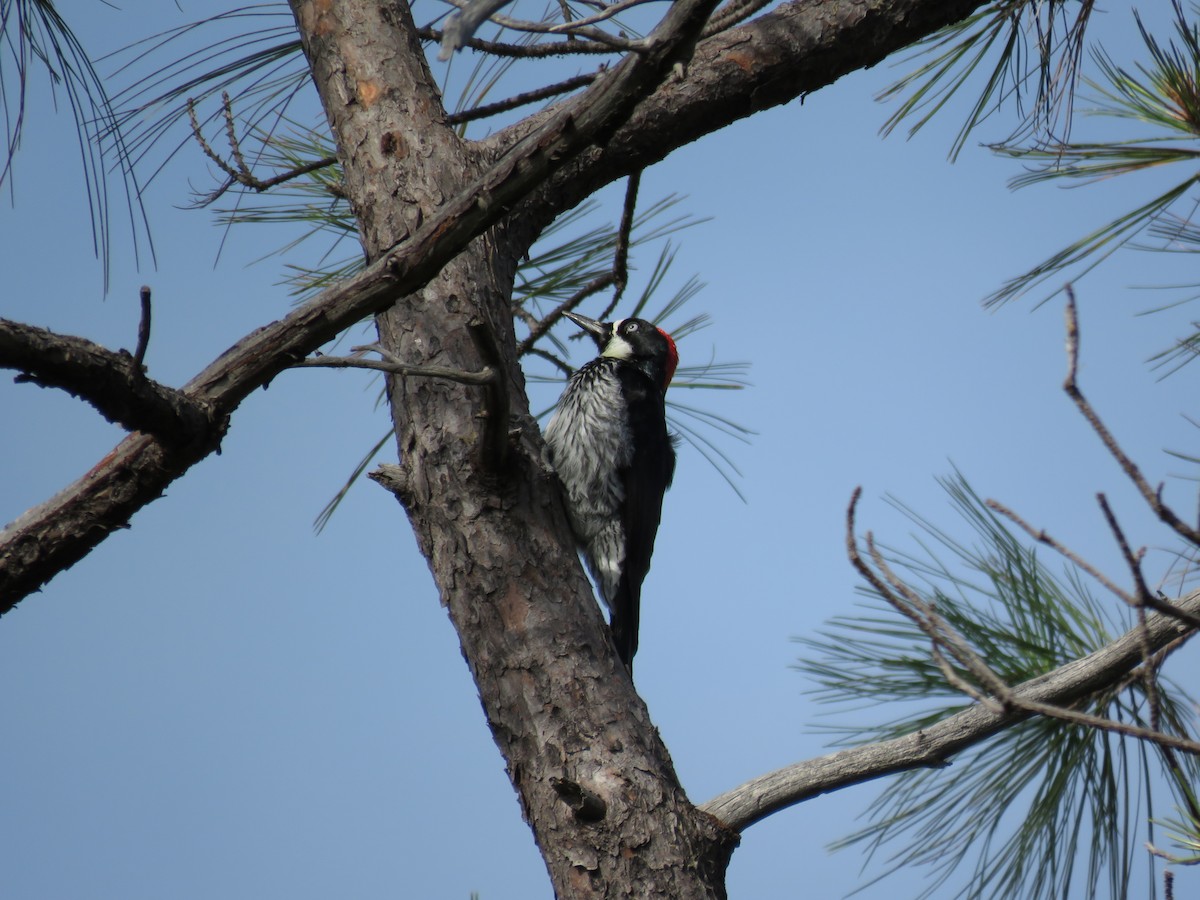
[439,0,652,55]
[417,25,620,57]
[133,285,152,374]
[445,73,598,125]
[293,336,511,472]
[498,0,995,230]
[293,344,497,384]
[700,589,1200,832]
[0,316,218,444]
[0,0,725,612]
[1063,287,1200,546]
[186,93,338,205]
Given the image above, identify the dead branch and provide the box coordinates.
[846,488,1013,704]
[418,25,619,56]
[446,73,599,125]
[1064,287,1200,546]
[988,498,1200,633]
[703,0,774,35]
[294,344,497,385]
[547,0,664,32]
[515,274,615,359]
[1095,491,1161,728]
[515,170,642,359]
[187,94,338,205]
[596,169,640,320]
[296,332,510,471]
[439,0,653,56]
[133,285,152,375]
[0,317,219,444]
[845,489,1200,789]
[523,346,574,377]
[701,587,1200,832]
[986,498,1135,602]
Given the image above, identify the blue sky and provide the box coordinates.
[2,3,1199,898]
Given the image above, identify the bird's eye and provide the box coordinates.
[625,321,639,332]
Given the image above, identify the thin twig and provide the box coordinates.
[864,530,1012,701]
[1097,493,1152,604]
[1064,287,1200,545]
[703,0,773,35]
[519,169,642,358]
[1096,492,1160,732]
[548,0,663,32]
[186,96,337,204]
[133,285,152,375]
[597,169,640,320]
[1017,694,1200,755]
[987,498,1200,631]
[221,92,251,180]
[930,640,1007,713]
[248,155,339,191]
[418,26,619,56]
[558,0,575,29]
[516,273,615,358]
[847,489,1011,702]
[188,98,240,183]
[986,499,1136,604]
[513,304,542,333]
[294,344,496,386]
[446,73,598,125]
[439,0,648,54]
[524,346,574,377]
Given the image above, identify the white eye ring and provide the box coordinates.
[626,321,639,332]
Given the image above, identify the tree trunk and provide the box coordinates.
[3,0,1002,892]
[290,0,738,894]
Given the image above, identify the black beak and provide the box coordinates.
[563,311,610,350]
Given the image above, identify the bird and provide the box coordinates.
[543,311,678,672]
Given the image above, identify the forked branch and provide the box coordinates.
[187,93,338,205]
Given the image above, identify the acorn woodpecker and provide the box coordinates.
[543,312,679,672]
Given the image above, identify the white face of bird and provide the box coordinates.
[600,318,635,361]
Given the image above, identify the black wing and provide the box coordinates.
[611,366,675,671]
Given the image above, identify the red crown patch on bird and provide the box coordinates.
[657,328,678,390]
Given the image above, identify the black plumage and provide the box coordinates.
[544,313,677,671]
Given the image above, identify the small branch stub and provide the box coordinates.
[134,285,152,374]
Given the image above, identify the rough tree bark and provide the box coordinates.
[289,0,743,894]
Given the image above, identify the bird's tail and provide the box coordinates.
[609,580,639,673]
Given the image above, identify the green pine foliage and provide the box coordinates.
[797,475,1200,898]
